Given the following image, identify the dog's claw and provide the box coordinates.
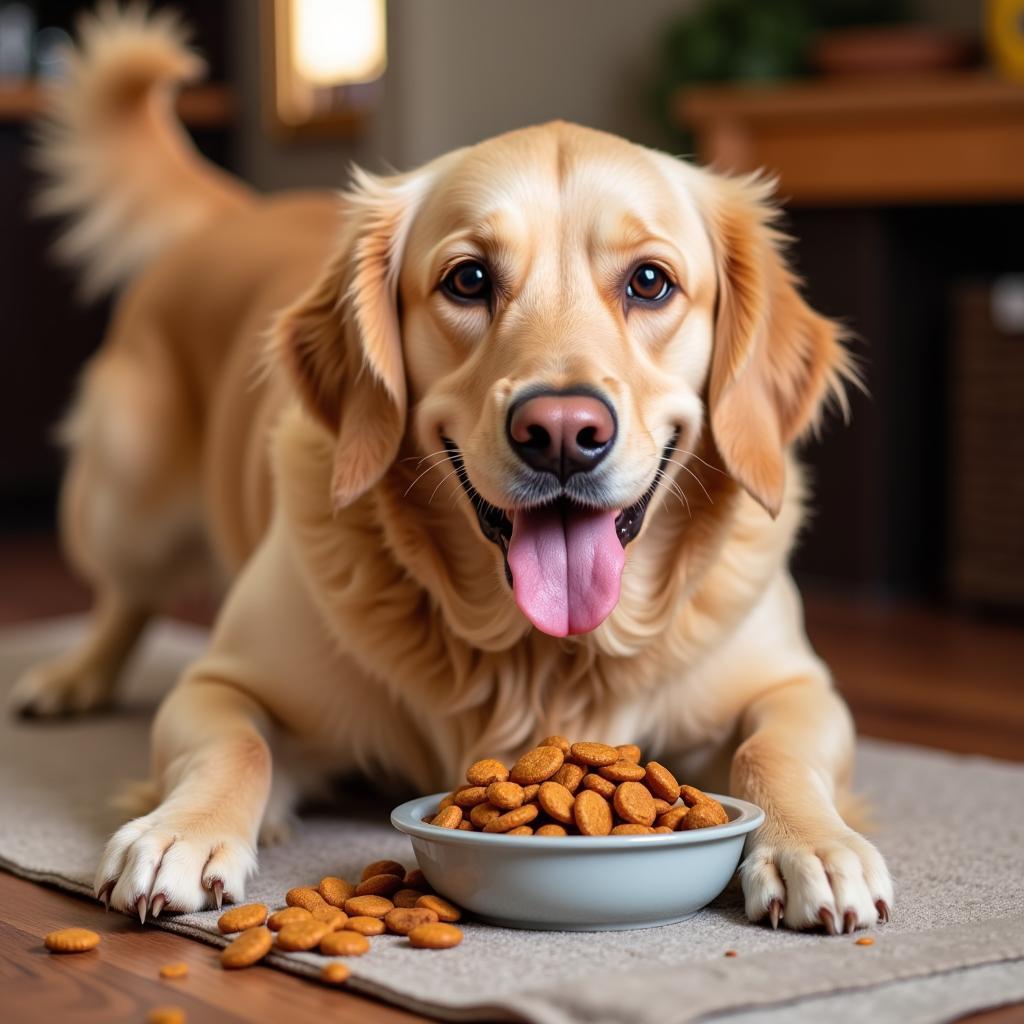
[876,899,890,924]
[768,899,783,930]
[819,907,837,935]
[210,879,224,910]
[150,894,166,919]
[96,880,113,911]
[136,895,148,924]
[843,910,857,934]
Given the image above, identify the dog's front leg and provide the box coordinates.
[730,679,893,933]
[95,676,272,917]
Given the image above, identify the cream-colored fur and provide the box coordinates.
[15,8,891,934]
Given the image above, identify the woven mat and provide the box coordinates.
[1,617,1022,1023]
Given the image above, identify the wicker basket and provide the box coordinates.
[949,278,1024,608]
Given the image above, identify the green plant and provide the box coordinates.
[651,0,911,148]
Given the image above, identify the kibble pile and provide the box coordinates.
[428,737,729,836]
[217,859,465,980]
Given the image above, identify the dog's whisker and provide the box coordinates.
[402,458,450,498]
[427,466,463,506]
[664,446,726,475]
[398,448,451,469]
[654,468,690,519]
[664,457,714,506]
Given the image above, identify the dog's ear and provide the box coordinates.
[704,174,854,518]
[273,168,428,508]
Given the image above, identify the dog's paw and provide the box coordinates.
[95,810,258,919]
[8,659,114,718]
[740,828,893,933]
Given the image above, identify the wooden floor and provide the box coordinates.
[1,532,1022,1023]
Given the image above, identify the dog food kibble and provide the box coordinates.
[220,926,273,968]
[683,801,729,829]
[416,893,462,922]
[551,762,585,792]
[466,758,510,787]
[453,785,489,808]
[268,906,312,931]
[146,1007,186,1024]
[575,788,614,835]
[385,907,439,935]
[217,902,268,934]
[856,936,876,946]
[320,961,351,985]
[616,743,642,763]
[644,761,681,802]
[431,805,463,829]
[276,919,330,951]
[657,806,690,830]
[285,886,327,912]
[509,745,565,784]
[310,905,347,930]
[599,760,648,783]
[361,859,406,881]
[318,876,356,907]
[613,781,657,826]
[404,868,429,888]
[470,802,503,828]
[536,823,568,836]
[393,887,426,908]
[679,784,710,807]
[724,949,739,957]
[158,962,189,979]
[538,781,576,824]
[344,894,394,918]
[431,739,729,837]
[483,803,539,833]
[345,915,386,936]
[44,927,100,953]
[408,922,464,949]
[569,741,619,767]
[540,734,571,753]
[487,780,525,809]
[320,929,371,956]
[580,773,617,799]
[355,872,404,897]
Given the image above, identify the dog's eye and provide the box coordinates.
[442,261,491,302]
[626,264,672,303]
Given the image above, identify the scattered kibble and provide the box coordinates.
[320,961,351,985]
[158,961,189,979]
[44,927,100,953]
[856,936,875,946]
[146,1007,186,1024]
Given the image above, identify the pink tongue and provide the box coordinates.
[507,505,625,637]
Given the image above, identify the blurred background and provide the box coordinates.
[0,0,1021,758]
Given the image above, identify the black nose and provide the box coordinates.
[507,390,617,481]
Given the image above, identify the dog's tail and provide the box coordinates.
[33,2,253,298]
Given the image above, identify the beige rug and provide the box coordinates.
[1,617,1023,1023]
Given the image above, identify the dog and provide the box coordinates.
[13,7,892,934]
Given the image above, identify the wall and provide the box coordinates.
[230,0,695,191]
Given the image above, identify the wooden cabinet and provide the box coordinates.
[675,73,1024,598]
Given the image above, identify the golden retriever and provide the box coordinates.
[13,7,892,934]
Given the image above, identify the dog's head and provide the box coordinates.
[275,122,851,639]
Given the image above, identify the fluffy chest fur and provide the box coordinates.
[273,406,805,787]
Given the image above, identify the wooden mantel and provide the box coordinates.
[674,71,1024,205]
[0,79,234,128]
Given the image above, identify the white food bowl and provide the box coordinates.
[391,791,763,931]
